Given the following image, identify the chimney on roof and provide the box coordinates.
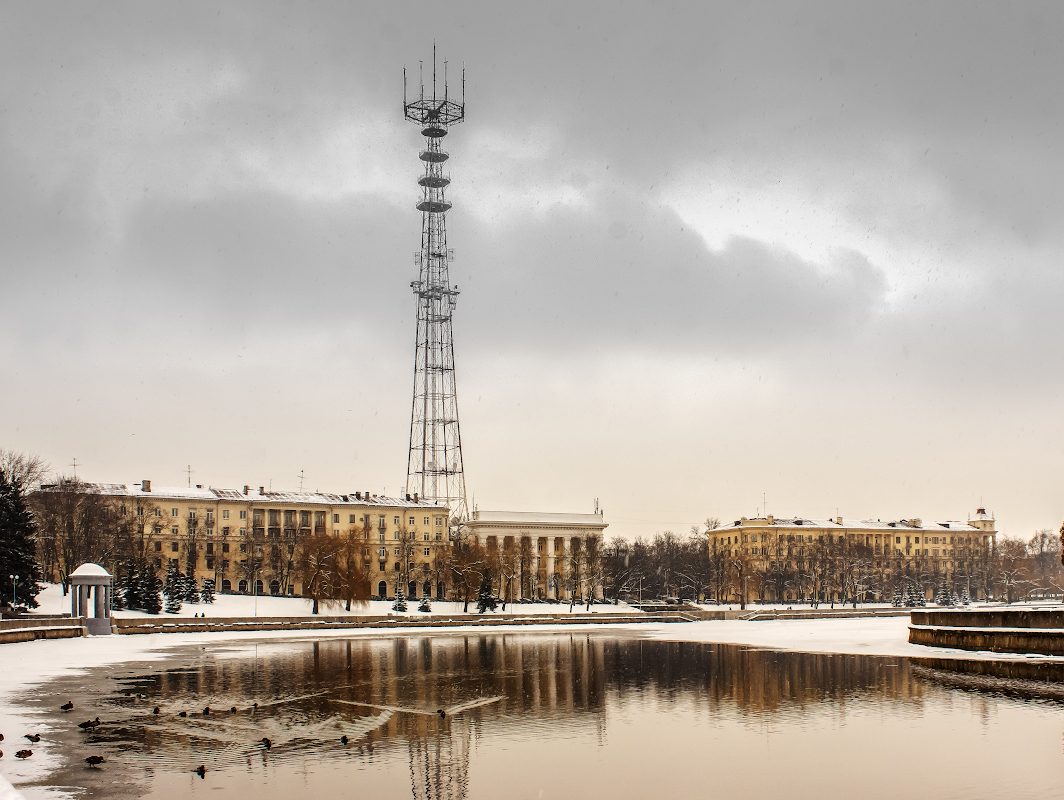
[414,492,419,502]
[355,491,361,500]
[196,484,202,489]
[405,493,411,501]
[767,515,774,525]
[836,516,842,525]
[259,486,265,495]
[142,479,151,492]
[243,485,249,495]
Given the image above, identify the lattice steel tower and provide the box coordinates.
[403,51,468,520]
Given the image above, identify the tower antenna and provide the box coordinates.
[402,50,468,523]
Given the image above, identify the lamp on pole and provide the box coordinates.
[9,574,17,609]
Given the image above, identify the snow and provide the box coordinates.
[28,582,634,619]
[67,564,109,578]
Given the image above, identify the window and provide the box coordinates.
[206,558,214,569]
[206,510,213,521]
[393,563,400,571]
[154,541,162,552]
[359,516,365,522]
[394,516,400,525]
[222,543,230,553]
[915,537,920,544]
[205,528,213,536]
[424,517,429,525]
[435,532,442,541]
[222,526,230,536]
[394,547,400,555]
[333,514,340,524]
[206,543,214,555]
[136,506,143,516]
[171,542,179,552]
[379,532,385,542]
[172,508,178,517]
[394,531,400,540]
[154,508,161,517]
[424,548,430,556]
[436,517,443,526]
[239,543,247,554]
[409,517,415,525]
[189,510,196,519]
[239,528,246,535]
[349,514,356,524]
[172,526,179,535]
[424,534,430,541]
[222,510,229,520]
[239,510,247,520]
[896,537,901,544]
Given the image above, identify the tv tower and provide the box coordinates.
[403,49,468,521]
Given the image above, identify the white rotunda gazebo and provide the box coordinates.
[69,563,113,635]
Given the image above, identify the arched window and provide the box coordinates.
[377,581,388,599]
[238,579,248,593]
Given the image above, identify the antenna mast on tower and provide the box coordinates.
[403,48,468,521]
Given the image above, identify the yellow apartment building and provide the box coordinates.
[707,507,998,602]
[43,480,450,599]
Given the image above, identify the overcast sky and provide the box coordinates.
[2,1,1062,540]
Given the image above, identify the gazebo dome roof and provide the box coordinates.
[70,563,111,577]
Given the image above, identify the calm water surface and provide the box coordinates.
[23,633,1064,799]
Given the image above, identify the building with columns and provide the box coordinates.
[464,509,608,601]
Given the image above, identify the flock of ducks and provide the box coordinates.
[1,693,430,778]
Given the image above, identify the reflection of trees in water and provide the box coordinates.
[602,640,923,714]
[122,635,922,799]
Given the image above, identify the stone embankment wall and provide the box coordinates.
[0,616,86,644]
[909,608,1064,656]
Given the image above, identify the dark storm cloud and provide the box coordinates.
[2,1,1063,537]
[460,192,888,355]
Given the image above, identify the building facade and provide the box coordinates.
[706,508,998,602]
[465,509,608,601]
[33,480,450,599]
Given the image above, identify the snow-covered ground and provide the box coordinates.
[27,582,636,619]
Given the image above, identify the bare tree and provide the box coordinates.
[298,531,344,614]
[0,449,51,488]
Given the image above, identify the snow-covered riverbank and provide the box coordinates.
[4,596,1063,798]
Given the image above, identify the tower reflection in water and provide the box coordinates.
[130,634,920,800]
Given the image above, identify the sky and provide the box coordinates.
[1,1,1062,541]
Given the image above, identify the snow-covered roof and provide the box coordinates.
[469,510,607,529]
[33,482,447,509]
[70,563,110,577]
[715,515,992,533]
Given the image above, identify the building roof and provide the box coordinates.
[715,515,994,533]
[469,510,607,529]
[34,482,447,509]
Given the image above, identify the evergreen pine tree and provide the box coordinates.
[476,572,498,614]
[124,561,143,611]
[141,564,163,614]
[111,568,128,611]
[163,563,183,614]
[960,586,971,606]
[182,572,200,603]
[200,578,215,604]
[891,584,903,607]
[903,582,917,608]
[418,596,432,612]
[0,469,43,609]
[391,590,408,612]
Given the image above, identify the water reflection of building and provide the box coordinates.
[141,634,925,799]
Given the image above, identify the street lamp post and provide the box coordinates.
[9,574,17,609]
